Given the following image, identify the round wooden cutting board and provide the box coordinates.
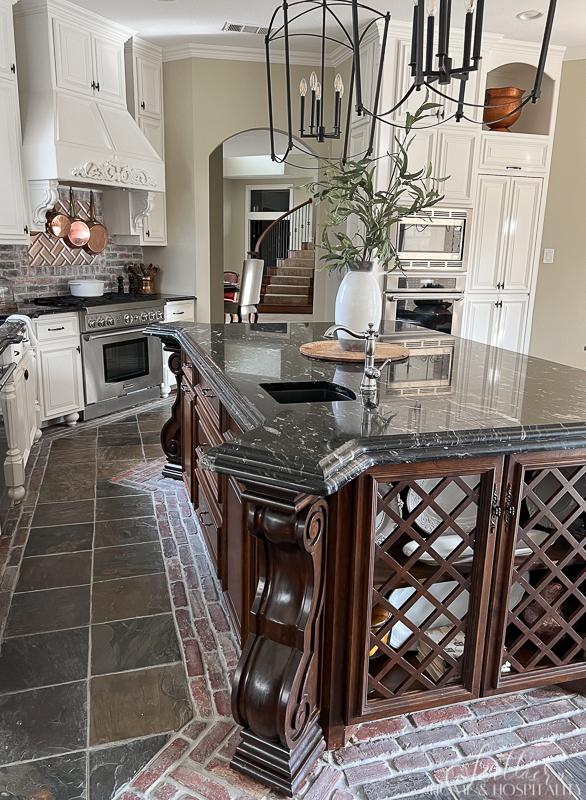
[300,340,410,363]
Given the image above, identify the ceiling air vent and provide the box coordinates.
[222,22,270,35]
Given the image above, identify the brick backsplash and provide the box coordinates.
[0,187,143,304]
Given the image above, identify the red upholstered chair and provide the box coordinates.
[224,271,240,302]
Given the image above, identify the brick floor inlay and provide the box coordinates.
[2,402,586,799]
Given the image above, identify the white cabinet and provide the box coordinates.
[52,19,94,97]
[462,295,529,353]
[0,2,29,244]
[502,177,542,292]
[468,174,542,293]
[162,300,195,395]
[0,80,29,242]
[34,314,84,425]
[136,55,163,118]
[52,18,125,105]
[479,133,550,175]
[0,1,16,79]
[139,115,164,158]
[143,193,167,245]
[435,129,477,205]
[92,34,126,105]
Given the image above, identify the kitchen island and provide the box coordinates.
[146,320,586,796]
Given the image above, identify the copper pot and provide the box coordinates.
[64,188,91,249]
[45,204,71,240]
[483,87,524,132]
[84,191,109,255]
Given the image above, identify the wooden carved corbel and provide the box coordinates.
[231,487,327,796]
[160,341,182,480]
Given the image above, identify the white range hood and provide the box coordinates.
[14,0,165,228]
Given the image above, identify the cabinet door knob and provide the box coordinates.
[95,81,100,92]
[23,225,29,235]
[141,100,146,110]
[146,230,151,238]
[10,63,15,74]
[24,369,29,381]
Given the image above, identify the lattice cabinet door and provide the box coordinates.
[485,450,586,693]
[348,457,503,721]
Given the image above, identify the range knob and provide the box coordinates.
[97,319,106,328]
[88,319,96,329]
[148,311,156,321]
[107,317,115,327]
[140,312,148,323]
[124,314,131,325]
[156,310,164,320]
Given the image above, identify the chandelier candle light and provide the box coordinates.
[264,0,557,164]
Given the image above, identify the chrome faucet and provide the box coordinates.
[324,322,394,398]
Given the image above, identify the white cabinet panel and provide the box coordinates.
[502,177,542,292]
[404,128,436,182]
[93,34,126,106]
[38,340,84,421]
[435,129,477,205]
[53,19,94,97]
[461,296,497,346]
[142,192,167,246]
[0,2,15,80]
[468,175,510,292]
[479,133,549,174]
[495,296,529,353]
[139,115,164,158]
[0,80,29,242]
[462,294,529,354]
[137,55,162,118]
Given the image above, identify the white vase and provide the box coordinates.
[335,261,382,339]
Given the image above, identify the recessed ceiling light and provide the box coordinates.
[516,10,544,21]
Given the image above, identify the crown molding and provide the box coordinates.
[163,42,331,66]
[14,0,135,41]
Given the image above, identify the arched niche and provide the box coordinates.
[485,63,555,136]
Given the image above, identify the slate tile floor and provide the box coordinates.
[0,409,192,799]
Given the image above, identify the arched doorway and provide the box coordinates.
[209,129,322,321]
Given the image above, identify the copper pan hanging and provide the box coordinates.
[45,199,71,240]
[84,191,109,255]
[64,188,91,249]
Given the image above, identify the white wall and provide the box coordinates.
[530,59,586,370]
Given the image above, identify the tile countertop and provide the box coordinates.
[145,320,586,496]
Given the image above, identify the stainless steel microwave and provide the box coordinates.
[397,212,466,262]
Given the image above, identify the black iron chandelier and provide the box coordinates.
[264,0,557,164]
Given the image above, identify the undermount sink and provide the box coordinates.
[260,381,356,405]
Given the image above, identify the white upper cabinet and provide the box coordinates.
[0,1,16,79]
[0,79,29,242]
[468,175,511,291]
[502,177,542,292]
[52,19,94,97]
[92,34,126,105]
[136,55,163,118]
[468,174,542,294]
[142,192,167,245]
[52,18,125,105]
[435,129,477,205]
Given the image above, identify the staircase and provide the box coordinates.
[259,242,315,315]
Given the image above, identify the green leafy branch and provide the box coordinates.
[310,101,448,273]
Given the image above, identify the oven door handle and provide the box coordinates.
[82,327,147,341]
[386,293,464,302]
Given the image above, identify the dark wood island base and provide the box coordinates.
[153,325,586,797]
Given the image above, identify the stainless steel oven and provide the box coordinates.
[385,275,466,336]
[80,300,164,420]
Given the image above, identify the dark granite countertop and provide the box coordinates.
[0,319,28,391]
[145,321,586,496]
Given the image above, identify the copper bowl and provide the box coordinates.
[483,87,524,132]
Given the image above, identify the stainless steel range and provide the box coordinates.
[34,294,165,420]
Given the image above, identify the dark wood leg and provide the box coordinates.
[160,344,183,480]
[237,307,242,323]
[231,487,327,797]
